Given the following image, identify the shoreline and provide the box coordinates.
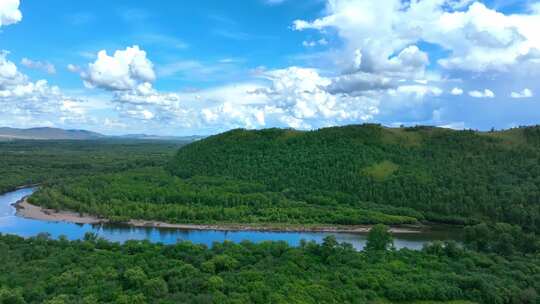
[14,198,103,224]
[13,197,424,234]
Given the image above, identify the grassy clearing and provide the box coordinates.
[363,160,400,181]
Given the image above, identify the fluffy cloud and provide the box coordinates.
[327,72,394,94]
[184,67,381,130]
[21,58,56,74]
[510,88,533,99]
[81,46,156,91]
[0,51,26,88]
[287,0,540,128]
[260,67,380,126]
[98,64,383,130]
[293,0,540,74]
[45,1,539,133]
[451,87,464,95]
[394,85,443,99]
[0,0,21,27]
[469,89,495,98]
[0,52,88,123]
[433,3,540,72]
[0,3,97,129]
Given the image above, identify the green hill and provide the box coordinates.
[168,124,540,229]
[30,124,540,230]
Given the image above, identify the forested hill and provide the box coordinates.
[169,124,540,230]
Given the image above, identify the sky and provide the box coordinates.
[1,0,540,136]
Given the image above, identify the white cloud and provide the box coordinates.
[114,82,180,106]
[451,87,464,95]
[258,67,380,125]
[293,0,540,74]
[395,85,443,99]
[0,51,88,124]
[0,0,21,27]
[81,45,156,91]
[67,64,81,73]
[0,51,26,87]
[510,88,533,98]
[327,72,394,94]
[21,58,56,74]
[19,1,534,134]
[303,38,329,47]
[469,89,495,98]
[101,66,383,131]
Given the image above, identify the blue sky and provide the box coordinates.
[1,0,539,135]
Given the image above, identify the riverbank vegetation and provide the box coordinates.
[0,225,538,304]
[29,167,418,225]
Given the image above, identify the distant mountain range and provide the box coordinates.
[0,127,105,140]
[0,127,203,141]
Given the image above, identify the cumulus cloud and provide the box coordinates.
[21,58,56,74]
[451,87,464,95]
[260,67,379,125]
[100,65,384,131]
[0,51,26,88]
[469,89,495,98]
[48,1,539,133]
[0,51,88,123]
[0,0,21,27]
[67,64,81,73]
[293,0,540,74]
[510,88,533,99]
[327,72,394,94]
[0,3,100,129]
[81,45,156,91]
[394,85,443,99]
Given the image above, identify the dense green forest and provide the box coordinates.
[30,125,540,231]
[0,224,538,304]
[168,125,540,229]
[2,126,540,303]
[30,167,418,225]
[0,140,186,194]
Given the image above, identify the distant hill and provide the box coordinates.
[0,127,204,141]
[0,127,105,140]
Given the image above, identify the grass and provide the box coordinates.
[382,127,423,147]
[363,160,400,181]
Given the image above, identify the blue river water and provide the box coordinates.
[0,188,460,250]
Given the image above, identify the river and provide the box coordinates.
[0,187,460,250]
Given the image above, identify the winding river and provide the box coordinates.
[0,187,460,250]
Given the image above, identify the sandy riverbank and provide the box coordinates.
[14,198,104,224]
[13,198,423,234]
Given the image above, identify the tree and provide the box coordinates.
[365,224,393,251]
[0,288,25,304]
